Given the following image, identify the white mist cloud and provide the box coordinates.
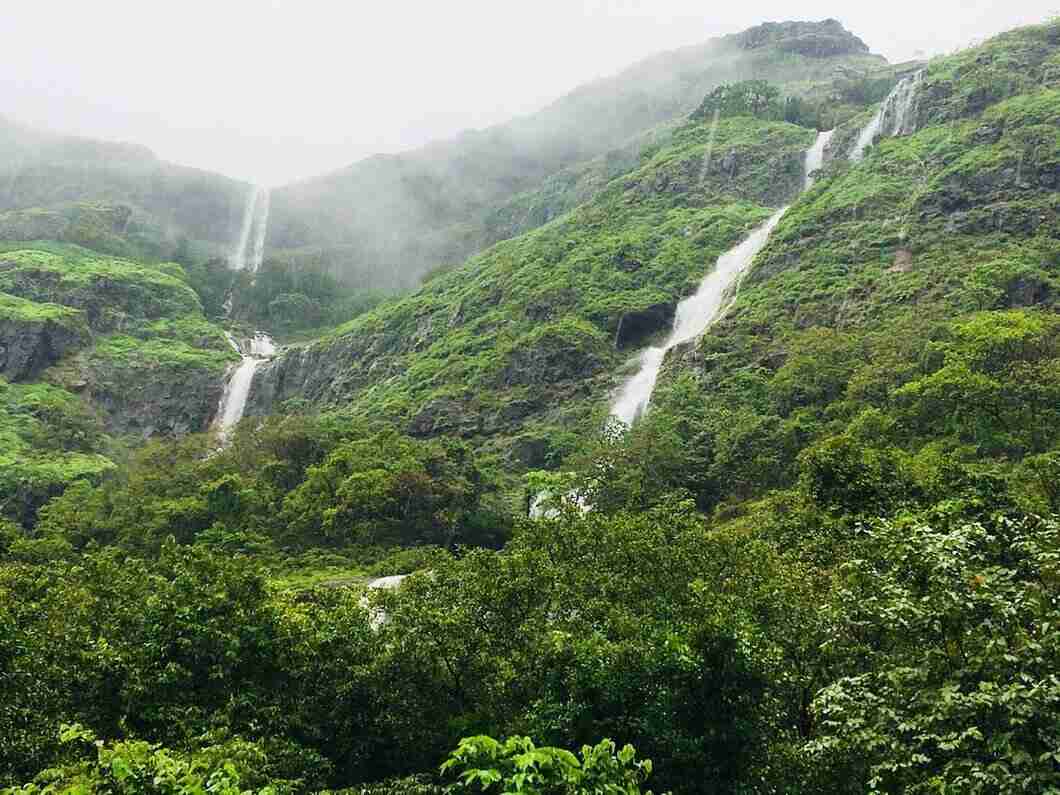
[1,0,1054,184]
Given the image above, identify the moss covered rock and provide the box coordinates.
[0,294,90,381]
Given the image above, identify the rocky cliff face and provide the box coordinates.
[732,19,871,58]
[80,361,227,438]
[0,311,89,382]
[0,244,236,439]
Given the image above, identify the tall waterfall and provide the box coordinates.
[229,186,270,272]
[609,210,787,426]
[849,71,925,163]
[214,332,276,441]
[230,188,257,270]
[609,130,835,426]
[250,188,271,272]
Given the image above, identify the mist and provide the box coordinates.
[2,0,1054,186]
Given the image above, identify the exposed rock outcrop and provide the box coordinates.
[732,20,871,58]
[0,311,89,381]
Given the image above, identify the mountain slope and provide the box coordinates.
[266,20,886,289]
[637,18,1060,509]
[251,20,1059,484]
[250,115,818,463]
[0,242,238,523]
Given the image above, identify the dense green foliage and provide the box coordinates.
[232,257,392,336]
[0,378,113,527]
[28,415,509,555]
[442,736,655,795]
[0,243,237,523]
[689,75,900,131]
[250,117,816,460]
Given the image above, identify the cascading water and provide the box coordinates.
[849,71,925,163]
[804,129,835,190]
[609,129,835,427]
[219,186,274,434]
[230,187,257,270]
[228,186,270,272]
[250,188,270,272]
[609,210,787,426]
[214,332,277,441]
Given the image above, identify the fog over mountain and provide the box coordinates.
[2,0,1054,184]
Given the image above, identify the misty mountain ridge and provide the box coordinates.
[266,18,888,288]
[1,19,886,289]
[0,112,251,265]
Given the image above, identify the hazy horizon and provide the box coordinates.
[3,0,1055,186]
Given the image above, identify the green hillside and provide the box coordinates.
[0,243,237,522]
[249,117,817,465]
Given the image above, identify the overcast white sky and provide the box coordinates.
[2,1,1055,185]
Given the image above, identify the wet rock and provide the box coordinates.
[408,398,480,438]
[614,302,676,349]
[509,435,551,468]
[83,364,227,438]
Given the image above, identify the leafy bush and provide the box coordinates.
[442,736,656,795]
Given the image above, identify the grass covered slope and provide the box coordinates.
[0,378,114,526]
[636,19,1060,512]
[266,20,884,290]
[0,244,204,329]
[0,243,239,524]
[250,117,817,464]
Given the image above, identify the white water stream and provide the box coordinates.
[214,332,277,440]
[849,71,925,163]
[229,186,271,272]
[250,188,271,272]
[609,129,835,427]
[804,129,835,190]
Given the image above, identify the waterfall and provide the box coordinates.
[230,187,257,270]
[214,332,277,441]
[609,210,787,426]
[228,186,270,271]
[849,71,925,163]
[250,188,270,272]
[804,129,835,190]
[609,129,835,426]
